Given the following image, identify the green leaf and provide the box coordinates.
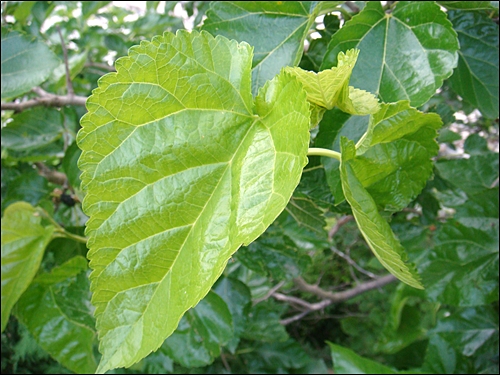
[236,229,311,281]
[1,166,50,211]
[1,107,65,162]
[242,301,289,343]
[163,291,233,368]
[202,1,323,94]
[77,30,310,373]
[62,141,83,190]
[286,196,326,235]
[285,49,379,115]
[213,277,251,353]
[353,101,442,211]
[423,306,499,374]
[1,201,54,332]
[447,10,499,119]
[1,29,61,99]
[420,220,499,306]
[327,342,398,374]
[340,137,423,289]
[14,256,97,374]
[321,1,459,107]
[438,1,497,10]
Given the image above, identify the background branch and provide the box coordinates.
[34,162,68,186]
[56,25,74,96]
[1,89,87,112]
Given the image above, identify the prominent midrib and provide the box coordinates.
[97,116,262,368]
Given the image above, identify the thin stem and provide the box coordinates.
[36,208,88,244]
[56,25,74,96]
[307,147,341,161]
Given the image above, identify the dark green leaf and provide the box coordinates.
[202,1,322,94]
[1,202,54,332]
[62,141,82,190]
[321,1,459,107]
[438,1,497,10]
[420,220,499,306]
[77,30,310,372]
[1,166,50,211]
[14,256,97,374]
[1,29,60,99]
[328,342,397,374]
[423,306,499,374]
[1,107,65,162]
[286,196,327,235]
[447,10,499,119]
[242,301,289,343]
[163,291,233,368]
[236,230,311,281]
[340,137,423,289]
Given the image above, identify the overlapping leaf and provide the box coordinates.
[162,292,233,368]
[321,1,459,107]
[77,30,310,372]
[1,29,60,99]
[447,10,499,119]
[340,138,423,289]
[1,201,54,332]
[202,1,341,95]
[14,256,97,374]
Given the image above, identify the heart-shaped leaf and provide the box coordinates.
[321,1,459,107]
[77,30,310,372]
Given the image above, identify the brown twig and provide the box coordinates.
[56,25,74,96]
[34,162,68,186]
[84,62,116,72]
[330,246,378,279]
[278,274,397,325]
[1,89,87,112]
[328,215,353,241]
[253,281,286,305]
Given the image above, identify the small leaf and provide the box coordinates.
[327,342,398,374]
[1,29,61,99]
[340,137,423,289]
[286,49,379,115]
[202,1,325,94]
[77,30,310,372]
[1,201,54,332]
[322,1,459,107]
[162,291,233,368]
[14,256,97,374]
[447,10,499,119]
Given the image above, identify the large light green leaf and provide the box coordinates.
[340,138,423,289]
[14,256,97,374]
[162,291,233,368]
[1,29,61,99]
[321,1,459,107]
[447,10,499,119]
[1,201,54,332]
[202,2,341,95]
[77,30,310,373]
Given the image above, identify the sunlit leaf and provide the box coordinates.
[340,137,423,289]
[1,202,54,332]
[77,30,310,372]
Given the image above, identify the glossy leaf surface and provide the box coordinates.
[447,10,499,119]
[1,29,60,99]
[14,256,97,374]
[328,342,398,374]
[202,1,331,94]
[77,30,310,372]
[321,1,459,107]
[1,202,54,332]
[340,138,423,289]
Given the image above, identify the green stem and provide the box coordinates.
[307,147,341,161]
[36,207,88,244]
